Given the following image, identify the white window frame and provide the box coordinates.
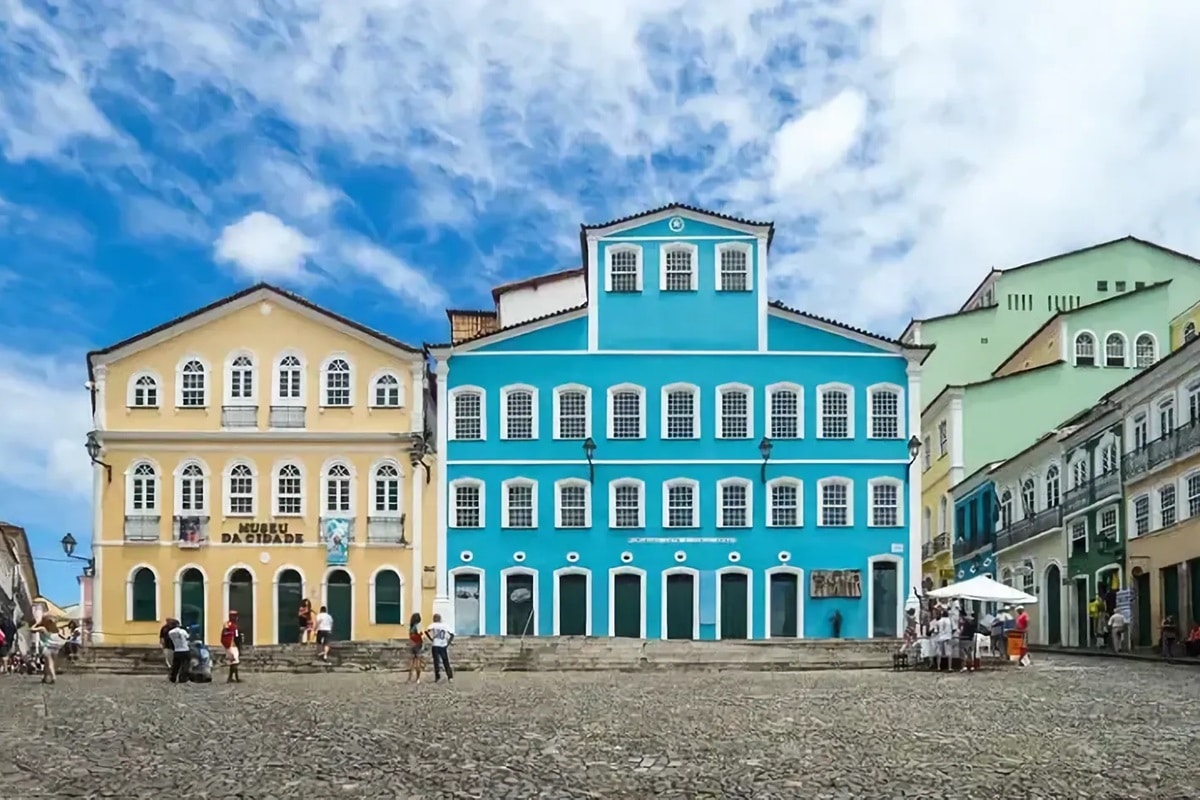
[272,461,306,517]
[1103,331,1128,368]
[1020,477,1037,516]
[1130,494,1150,538]
[922,506,932,543]
[937,420,948,455]
[552,384,592,440]
[715,382,754,440]
[606,383,647,440]
[765,382,804,440]
[1185,321,1198,343]
[272,350,306,405]
[608,478,646,529]
[126,371,162,408]
[604,244,644,292]
[320,460,356,517]
[1158,482,1177,529]
[449,386,487,441]
[922,436,932,471]
[369,460,404,516]
[175,355,210,408]
[716,477,753,529]
[320,354,355,407]
[998,489,1014,529]
[500,477,538,529]
[223,460,258,518]
[661,383,701,440]
[938,496,948,534]
[369,370,405,408]
[816,477,854,527]
[224,350,258,404]
[661,478,700,529]
[715,241,753,292]
[553,478,592,528]
[1156,394,1176,439]
[500,384,540,441]
[1073,331,1097,366]
[449,478,486,529]
[1184,470,1200,519]
[659,241,699,291]
[1129,410,1149,450]
[865,382,904,440]
[125,460,161,516]
[765,477,803,528]
[867,477,904,527]
[816,382,854,440]
[1045,464,1061,507]
[1133,332,1157,368]
[173,460,209,516]
[1069,517,1088,553]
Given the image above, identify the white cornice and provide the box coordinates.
[97,430,425,444]
[765,306,906,356]
[921,386,964,424]
[588,207,770,238]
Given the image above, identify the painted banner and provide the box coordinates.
[322,518,350,566]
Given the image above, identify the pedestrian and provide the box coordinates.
[426,613,454,683]
[220,611,243,683]
[959,611,979,672]
[298,599,315,645]
[1107,608,1128,653]
[167,622,191,683]
[1161,615,1178,658]
[407,613,425,684]
[932,607,953,671]
[1015,605,1031,666]
[29,615,60,685]
[159,618,179,672]
[314,605,334,661]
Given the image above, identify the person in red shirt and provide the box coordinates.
[1015,605,1031,666]
[220,611,244,683]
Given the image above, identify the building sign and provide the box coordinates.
[810,569,862,598]
[221,522,305,545]
[321,518,350,566]
[627,537,737,544]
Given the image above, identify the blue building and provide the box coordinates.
[428,204,931,640]
[950,466,998,584]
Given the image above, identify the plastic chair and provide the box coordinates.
[975,632,993,658]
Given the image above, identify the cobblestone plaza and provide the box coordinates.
[3,656,1197,798]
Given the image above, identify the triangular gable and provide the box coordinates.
[767,301,931,360]
[581,203,774,240]
[428,306,588,355]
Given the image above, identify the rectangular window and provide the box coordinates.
[1160,485,1177,528]
[504,390,535,440]
[180,371,205,407]
[1132,496,1150,537]
[770,483,800,527]
[769,389,800,439]
[453,393,482,440]
[557,391,587,439]
[612,484,641,528]
[820,482,850,526]
[610,391,642,439]
[1189,474,1200,518]
[1098,507,1118,542]
[665,390,696,439]
[609,250,639,292]
[1115,280,1127,292]
[870,390,900,439]
[1096,280,1108,291]
[820,390,850,439]
[505,484,534,528]
[720,483,749,528]
[871,483,899,526]
[666,485,695,528]
[1070,518,1087,556]
[663,248,694,291]
[558,485,588,528]
[937,421,948,455]
[719,248,749,291]
[922,437,932,471]
[720,389,750,438]
[277,475,302,516]
[454,486,481,528]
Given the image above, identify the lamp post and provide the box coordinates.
[758,436,773,484]
[85,431,112,484]
[907,435,922,466]
[60,533,95,575]
[583,437,597,483]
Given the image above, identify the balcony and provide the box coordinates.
[1123,420,1200,482]
[1062,469,1122,515]
[269,405,306,429]
[994,506,1063,553]
[933,532,950,555]
[221,405,258,428]
[123,515,161,543]
[952,535,989,560]
[173,516,210,548]
[366,516,408,546]
[921,542,933,560]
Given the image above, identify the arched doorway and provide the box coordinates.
[664,571,696,640]
[1044,564,1062,645]
[275,569,303,644]
[325,569,353,641]
[179,568,206,639]
[227,568,255,645]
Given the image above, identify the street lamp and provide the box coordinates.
[85,430,112,483]
[582,437,597,483]
[907,435,922,465]
[758,436,773,484]
[60,532,95,574]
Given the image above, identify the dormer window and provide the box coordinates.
[660,243,698,292]
[716,243,752,292]
[606,246,642,293]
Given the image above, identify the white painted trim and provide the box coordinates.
[222,563,259,642]
[448,385,487,441]
[453,349,900,358]
[319,352,356,408]
[715,382,755,440]
[658,241,699,291]
[661,477,700,529]
[865,382,905,440]
[552,567,593,635]
[866,477,905,528]
[553,478,592,528]
[764,566,805,638]
[715,477,753,528]
[92,463,104,639]
[449,478,487,529]
[907,363,922,596]
[1094,562,1123,591]
[816,382,855,439]
[367,565,405,625]
[221,458,259,518]
[223,349,259,405]
[1102,330,1130,368]
[1132,331,1159,367]
[173,564,211,638]
[175,354,211,408]
[767,306,905,355]
[607,566,647,637]
[320,565,356,640]
[606,383,647,439]
[319,458,356,517]
[447,458,912,466]
[272,349,306,405]
[866,554,905,639]
[590,207,769,238]
[100,431,426,444]
[714,566,753,640]
[604,242,644,293]
[270,459,308,518]
[605,234,759,241]
[499,384,540,441]
[1040,559,1065,646]
[93,364,108,430]
[756,236,769,351]
[608,477,646,529]
[449,566,485,635]
[435,359,450,612]
[816,476,854,527]
[126,563,161,622]
[765,477,804,528]
[367,368,406,408]
[409,361,425,433]
[500,477,539,529]
[660,566,700,640]
[764,382,803,440]
[173,458,210,517]
[407,450,422,614]
[499,566,540,637]
[587,236,599,351]
[269,564,307,644]
[126,369,163,408]
[368,457,405,516]
[661,382,701,440]
[714,241,754,292]
[124,458,163,517]
[552,384,592,440]
[1072,328,1099,366]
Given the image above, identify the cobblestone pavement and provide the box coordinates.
[2,656,1198,799]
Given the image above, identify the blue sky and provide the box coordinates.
[4,1,1200,604]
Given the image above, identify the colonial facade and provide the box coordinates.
[86,285,436,645]
[949,466,996,591]
[429,205,930,640]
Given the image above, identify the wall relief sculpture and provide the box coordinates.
[810,569,862,598]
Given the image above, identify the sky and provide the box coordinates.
[4,1,1200,604]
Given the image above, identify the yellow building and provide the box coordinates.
[919,388,964,588]
[1168,299,1200,352]
[86,284,436,645]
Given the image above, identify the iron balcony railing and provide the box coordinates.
[994,506,1063,552]
[366,516,408,546]
[1123,420,1200,482]
[173,516,210,548]
[269,405,306,429]
[1062,469,1122,515]
[953,535,989,560]
[932,532,951,555]
[921,542,933,561]
[221,405,258,428]
[123,515,161,542]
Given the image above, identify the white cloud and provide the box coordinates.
[338,240,448,312]
[771,90,868,196]
[213,211,317,282]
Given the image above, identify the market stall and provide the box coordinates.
[927,575,1037,665]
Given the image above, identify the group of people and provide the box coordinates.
[406,612,455,683]
[902,599,1032,670]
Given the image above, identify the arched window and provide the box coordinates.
[324,463,353,516]
[274,353,304,402]
[178,359,208,407]
[1045,465,1060,507]
[275,463,304,516]
[128,373,159,408]
[1071,456,1089,488]
[1134,334,1156,368]
[227,463,256,516]
[372,569,403,624]
[371,373,402,407]
[322,357,352,406]
[1020,478,1036,517]
[922,506,932,543]
[999,489,1013,529]
[1101,441,1118,474]
[372,463,401,514]
[176,462,207,516]
[129,567,158,622]
[1074,333,1096,366]
[226,353,256,403]
[1104,333,1127,367]
[1185,321,1197,343]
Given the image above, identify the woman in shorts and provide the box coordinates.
[298,599,314,645]
[30,615,61,684]
[407,612,424,684]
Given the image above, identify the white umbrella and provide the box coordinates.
[926,574,1038,605]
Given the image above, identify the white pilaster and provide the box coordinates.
[587,236,599,352]
[756,236,769,351]
[410,361,426,434]
[409,361,426,615]
[948,395,965,496]
[906,361,923,599]
[432,357,452,625]
[93,365,108,430]
[91,456,105,643]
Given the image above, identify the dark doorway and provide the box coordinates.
[1161,564,1180,629]
[719,572,749,639]
[665,573,695,640]
[505,573,536,636]
[325,569,353,641]
[1135,571,1152,647]
[180,568,205,639]
[1189,559,1200,625]
[1044,565,1062,645]
[612,572,643,638]
[453,573,481,636]
[557,573,588,635]
[871,561,899,638]
[1073,578,1089,647]
[275,569,303,644]
[769,572,799,637]
[227,568,255,645]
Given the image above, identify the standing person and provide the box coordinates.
[30,615,60,685]
[314,605,334,661]
[932,608,953,671]
[1161,615,1178,658]
[220,611,243,683]
[1015,605,1032,666]
[1108,607,1129,653]
[407,613,425,684]
[0,615,15,672]
[159,618,179,672]
[298,599,315,645]
[959,611,979,672]
[426,613,455,683]
[167,622,191,683]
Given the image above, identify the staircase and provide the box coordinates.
[79,636,900,676]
